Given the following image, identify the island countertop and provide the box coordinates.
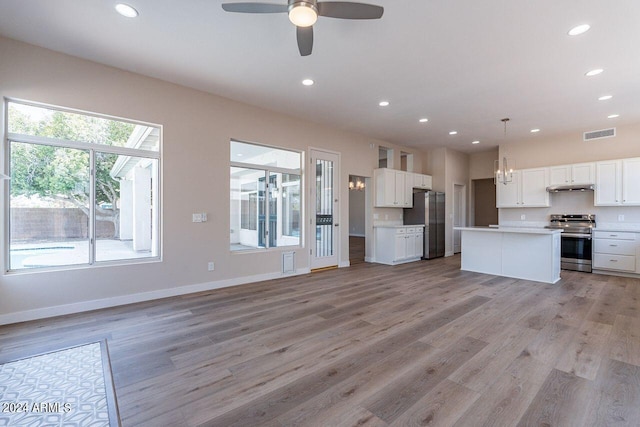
[455,226,561,284]
[453,226,562,235]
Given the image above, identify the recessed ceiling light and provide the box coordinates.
[302,79,314,86]
[472,140,480,145]
[585,68,603,77]
[608,114,620,119]
[115,3,138,18]
[530,128,541,133]
[598,95,613,101]
[379,101,390,107]
[449,131,458,135]
[419,118,428,123]
[568,24,590,36]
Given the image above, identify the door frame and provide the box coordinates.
[309,147,341,270]
[453,182,466,254]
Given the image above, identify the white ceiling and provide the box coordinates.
[1,0,639,153]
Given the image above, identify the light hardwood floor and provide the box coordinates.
[1,255,640,426]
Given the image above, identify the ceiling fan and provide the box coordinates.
[221,0,384,56]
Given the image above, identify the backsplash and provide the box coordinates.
[499,191,640,229]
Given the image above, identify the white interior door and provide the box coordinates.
[453,184,465,254]
[310,150,340,269]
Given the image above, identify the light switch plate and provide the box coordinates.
[618,214,625,221]
[520,214,526,220]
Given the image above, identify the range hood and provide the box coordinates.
[546,184,595,192]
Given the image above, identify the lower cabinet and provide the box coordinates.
[593,231,637,273]
[375,226,424,265]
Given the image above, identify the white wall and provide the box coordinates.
[499,125,640,169]
[469,148,498,180]
[499,191,640,228]
[0,37,425,323]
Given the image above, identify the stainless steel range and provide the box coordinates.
[546,214,595,272]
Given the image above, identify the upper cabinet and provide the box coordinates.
[549,162,595,186]
[412,173,433,190]
[596,158,640,206]
[497,167,550,208]
[375,168,407,207]
[374,169,432,208]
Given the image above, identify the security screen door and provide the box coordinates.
[310,149,339,270]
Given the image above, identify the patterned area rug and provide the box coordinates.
[0,341,120,427]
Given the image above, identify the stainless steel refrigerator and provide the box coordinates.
[403,191,445,259]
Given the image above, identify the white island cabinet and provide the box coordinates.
[454,227,562,284]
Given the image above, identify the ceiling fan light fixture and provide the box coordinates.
[289,3,318,27]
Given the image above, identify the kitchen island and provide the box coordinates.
[453,227,562,284]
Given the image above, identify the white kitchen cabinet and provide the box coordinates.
[549,163,595,185]
[593,230,637,273]
[496,170,521,207]
[394,230,407,260]
[521,168,550,206]
[595,158,640,206]
[403,174,413,207]
[595,160,620,205]
[374,168,412,207]
[496,168,549,208]
[622,158,640,205]
[412,173,433,190]
[412,229,424,258]
[374,226,424,265]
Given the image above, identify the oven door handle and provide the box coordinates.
[562,233,592,239]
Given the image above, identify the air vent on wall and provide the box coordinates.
[584,127,616,141]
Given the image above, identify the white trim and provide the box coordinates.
[339,261,350,268]
[349,233,366,237]
[7,133,160,159]
[365,256,375,263]
[0,267,311,326]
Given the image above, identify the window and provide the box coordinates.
[5,101,161,271]
[230,141,301,251]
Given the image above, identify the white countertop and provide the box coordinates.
[374,224,425,229]
[594,223,640,232]
[454,226,562,235]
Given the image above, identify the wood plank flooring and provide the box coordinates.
[2,255,640,426]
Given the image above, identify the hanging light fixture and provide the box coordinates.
[494,118,515,185]
[349,176,365,191]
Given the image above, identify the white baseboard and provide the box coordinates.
[339,261,350,268]
[349,233,365,238]
[0,267,311,326]
[445,251,455,257]
[364,256,374,263]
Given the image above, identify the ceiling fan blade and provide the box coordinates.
[221,2,288,13]
[296,26,313,56]
[317,2,383,19]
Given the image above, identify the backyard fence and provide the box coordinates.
[10,208,115,241]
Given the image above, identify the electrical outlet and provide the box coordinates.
[207,261,215,271]
[192,213,202,223]
[618,214,625,222]
[520,214,526,220]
